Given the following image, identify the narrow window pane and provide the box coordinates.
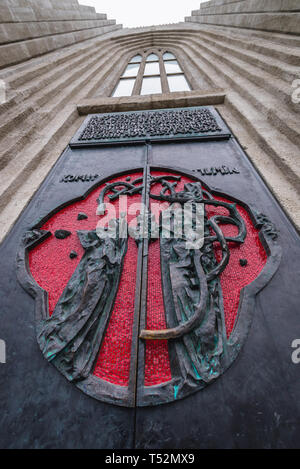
[167,74,190,92]
[163,52,176,61]
[141,76,162,95]
[122,63,140,77]
[164,60,182,74]
[112,78,135,97]
[144,62,160,76]
[130,55,142,63]
[146,53,159,62]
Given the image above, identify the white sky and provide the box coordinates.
[79,0,203,28]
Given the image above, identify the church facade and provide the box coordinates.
[0,0,299,449]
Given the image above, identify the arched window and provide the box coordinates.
[112,51,191,97]
[112,54,142,98]
[141,52,162,95]
[130,55,142,63]
[163,52,190,93]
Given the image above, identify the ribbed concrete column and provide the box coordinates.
[185,0,300,34]
[0,0,122,68]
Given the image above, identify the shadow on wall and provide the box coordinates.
[0,339,6,364]
[0,80,6,104]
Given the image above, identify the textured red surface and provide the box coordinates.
[144,172,193,386]
[93,236,138,386]
[206,197,267,336]
[93,184,141,386]
[145,239,172,386]
[29,173,141,387]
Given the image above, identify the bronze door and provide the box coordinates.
[17,107,283,410]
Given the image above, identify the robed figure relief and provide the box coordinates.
[17,169,281,407]
[39,225,128,383]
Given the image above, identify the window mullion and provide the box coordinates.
[160,55,169,94]
[132,56,146,96]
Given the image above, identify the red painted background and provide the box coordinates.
[29,170,266,388]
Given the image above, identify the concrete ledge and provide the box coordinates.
[0,0,109,23]
[201,0,246,8]
[186,0,300,34]
[0,19,117,46]
[77,90,226,115]
[0,1,121,67]
[186,12,300,35]
[0,24,122,68]
[193,0,300,15]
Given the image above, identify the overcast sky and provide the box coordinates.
[79,0,203,28]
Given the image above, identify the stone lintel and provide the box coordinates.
[76,90,226,115]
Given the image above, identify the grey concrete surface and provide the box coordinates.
[0,1,299,241]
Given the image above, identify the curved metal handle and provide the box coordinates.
[139,255,208,340]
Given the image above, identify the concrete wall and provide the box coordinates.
[0,0,122,68]
[185,0,300,35]
[0,14,299,241]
